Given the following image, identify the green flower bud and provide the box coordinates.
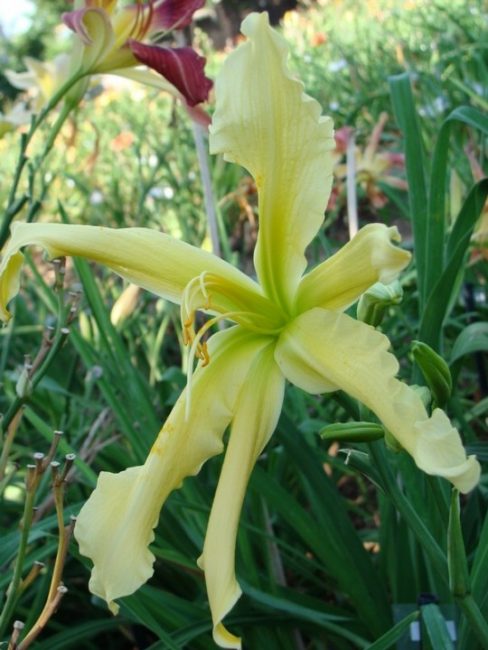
[16,366,32,398]
[320,421,385,442]
[411,384,432,410]
[357,281,403,327]
[412,340,453,409]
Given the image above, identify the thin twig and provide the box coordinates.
[346,129,358,239]
[193,122,222,257]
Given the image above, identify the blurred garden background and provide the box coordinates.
[0,1,487,648]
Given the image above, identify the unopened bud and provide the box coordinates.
[320,421,385,442]
[357,281,403,327]
[110,283,141,326]
[411,384,431,410]
[412,340,452,408]
[16,367,32,398]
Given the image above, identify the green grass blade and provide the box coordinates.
[251,419,392,639]
[425,106,487,301]
[389,73,428,308]
[450,323,488,364]
[33,619,131,649]
[458,512,488,649]
[365,610,419,650]
[419,179,488,349]
[420,603,455,649]
[242,582,369,646]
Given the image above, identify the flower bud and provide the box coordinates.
[320,421,385,442]
[357,281,403,327]
[411,340,452,408]
[16,366,32,398]
[110,283,140,326]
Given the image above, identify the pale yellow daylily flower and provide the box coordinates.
[0,13,480,648]
[0,102,32,138]
[5,54,74,112]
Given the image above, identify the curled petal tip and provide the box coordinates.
[414,409,481,493]
[213,622,242,649]
[152,0,206,31]
[74,467,158,609]
[63,8,96,44]
[107,600,120,616]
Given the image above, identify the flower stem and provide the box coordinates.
[192,121,222,257]
[0,468,40,638]
[456,593,488,648]
[0,408,24,482]
[368,441,448,585]
[0,72,85,248]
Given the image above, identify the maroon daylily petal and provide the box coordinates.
[150,0,205,31]
[128,41,212,106]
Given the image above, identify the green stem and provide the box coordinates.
[0,475,38,637]
[456,594,488,647]
[192,122,221,258]
[0,327,69,435]
[0,409,24,482]
[0,72,85,248]
[368,442,449,585]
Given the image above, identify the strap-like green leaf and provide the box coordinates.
[365,610,419,650]
[425,106,488,301]
[419,179,488,350]
[450,322,488,364]
[421,603,455,649]
[389,73,428,308]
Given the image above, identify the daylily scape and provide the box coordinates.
[0,12,480,649]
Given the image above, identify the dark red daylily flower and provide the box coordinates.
[62,0,211,106]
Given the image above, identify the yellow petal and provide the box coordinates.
[198,342,284,648]
[275,308,480,493]
[0,251,24,320]
[414,409,480,493]
[0,222,261,321]
[210,12,334,314]
[296,224,411,313]
[108,67,178,97]
[73,9,116,74]
[74,326,275,611]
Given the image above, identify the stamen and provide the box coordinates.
[199,272,210,308]
[184,311,247,420]
[181,272,210,346]
[140,0,155,39]
[127,0,147,41]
